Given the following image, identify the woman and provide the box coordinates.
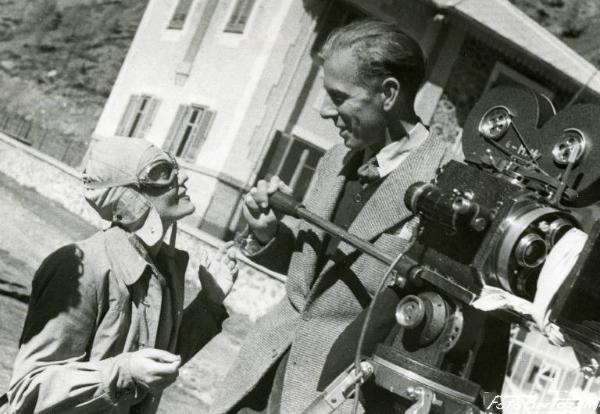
[7,137,238,413]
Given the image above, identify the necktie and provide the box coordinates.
[357,157,380,184]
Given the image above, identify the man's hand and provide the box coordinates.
[128,348,181,395]
[242,176,292,244]
[198,241,239,304]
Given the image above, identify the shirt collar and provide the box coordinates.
[104,226,183,286]
[374,122,429,178]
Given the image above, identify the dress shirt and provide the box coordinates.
[372,122,429,178]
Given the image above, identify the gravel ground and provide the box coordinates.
[0,172,251,413]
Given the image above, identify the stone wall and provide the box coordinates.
[0,133,285,320]
[442,34,497,128]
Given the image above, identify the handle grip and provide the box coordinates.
[269,190,302,218]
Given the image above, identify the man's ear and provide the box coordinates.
[380,77,401,112]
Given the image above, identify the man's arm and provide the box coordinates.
[239,146,335,274]
[8,245,140,413]
[238,215,299,275]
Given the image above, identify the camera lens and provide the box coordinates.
[515,233,548,268]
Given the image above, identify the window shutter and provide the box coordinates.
[256,130,292,180]
[163,105,187,153]
[134,97,160,139]
[115,95,140,137]
[255,131,323,200]
[231,1,243,21]
[184,109,214,161]
[227,0,244,27]
[239,0,256,26]
[167,0,194,30]
[225,0,255,33]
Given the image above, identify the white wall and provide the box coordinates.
[93,0,299,219]
[94,0,295,180]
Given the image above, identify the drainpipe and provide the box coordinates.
[175,0,219,86]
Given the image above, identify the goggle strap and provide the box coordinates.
[83,177,139,190]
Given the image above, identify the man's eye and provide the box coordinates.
[326,91,345,106]
[330,94,345,105]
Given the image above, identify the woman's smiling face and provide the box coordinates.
[139,154,195,227]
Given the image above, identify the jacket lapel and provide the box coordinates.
[167,251,187,351]
[294,146,349,296]
[322,132,450,268]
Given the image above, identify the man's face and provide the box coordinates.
[140,156,195,225]
[320,49,387,151]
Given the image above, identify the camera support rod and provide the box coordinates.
[269,191,397,266]
[269,191,477,305]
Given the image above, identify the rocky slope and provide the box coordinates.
[510,0,600,65]
[0,0,147,165]
[0,0,598,167]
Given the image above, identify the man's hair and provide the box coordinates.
[321,19,426,99]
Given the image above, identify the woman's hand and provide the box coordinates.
[198,241,239,304]
[128,348,181,395]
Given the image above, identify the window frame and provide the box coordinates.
[167,0,194,30]
[163,103,216,161]
[115,94,160,139]
[258,130,325,202]
[224,0,257,34]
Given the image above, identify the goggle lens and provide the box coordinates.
[139,154,179,187]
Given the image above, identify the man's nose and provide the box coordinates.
[320,102,338,120]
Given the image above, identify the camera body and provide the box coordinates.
[367,85,600,412]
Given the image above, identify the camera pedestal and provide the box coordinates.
[369,346,481,414]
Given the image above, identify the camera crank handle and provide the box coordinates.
[269,190,303,218]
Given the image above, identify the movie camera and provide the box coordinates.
[269,85,600,413]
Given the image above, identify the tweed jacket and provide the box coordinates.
[210,132,459,414]
[8,226,227,414]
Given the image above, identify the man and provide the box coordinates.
[7,137,238,413]
[210,20,461,414]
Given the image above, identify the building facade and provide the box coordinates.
[92,0,600,407]
[93,0,600,239]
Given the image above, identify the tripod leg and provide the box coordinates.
[303,362,374,414]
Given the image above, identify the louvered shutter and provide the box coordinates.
[184,109,215,161]
[225,0,255,33]
[163,105,187,153]
[256,130,292,179]
[134,97,160,138]
[115,95,140,137]
[226,1,243,32]
[238,0,256,26]
[168,0,194,30]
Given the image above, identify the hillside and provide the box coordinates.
[510,0,600,65]
[0,0,599,167]
[0,0,147,166]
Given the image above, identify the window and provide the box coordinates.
[257,131,324,201]
[163,104,215,161]
[167,0,194,30]
[115,95,160,138]
[224,0,256,34]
